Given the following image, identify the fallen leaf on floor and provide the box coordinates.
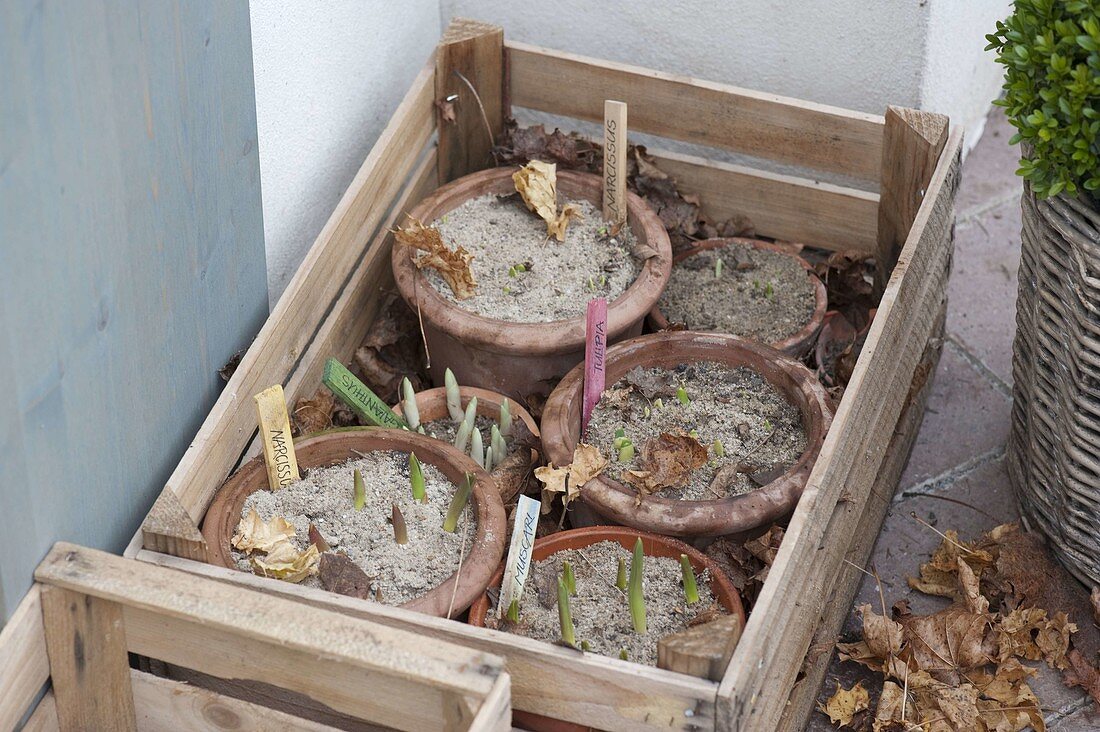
[319,552,375,599]
[512,160,582,241]
[873,680,917,731]
[622,431,708,495]
[745,525,785,566]
[1064,648,1100,706]
[899,603,997,684]
[232,509,296,553]
[817,680,869,728]
[307,523,332,553]
[394,217,477,299]
[251,542,319,583]
[493,121,595,168]
[292,387,335,436]
[907,528,994,601]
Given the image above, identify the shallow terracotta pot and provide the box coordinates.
[393,385,540,441]
[392,167,672,401]
[541,331,833,537]
[468,527,747,732]
[202,428,507,618]
[647,237,828,357]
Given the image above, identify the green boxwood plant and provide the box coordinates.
[986,0,1100,197]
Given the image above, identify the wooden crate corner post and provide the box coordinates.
[875,106,950,290]
[436,18,505,184]
[140,489,208,563]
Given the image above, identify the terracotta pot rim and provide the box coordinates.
[393,385,541,439]
[647,237,828,357]
[392,167,673,356]
[541,331,833,537]
[201,427,507,617]
[467,526,747,639]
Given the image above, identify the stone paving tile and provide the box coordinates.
[897,340,1011,491]
[1050,703,1100,731]
[946,196,1021,389]
[956,106,1021,218]
[806,458,1091,730]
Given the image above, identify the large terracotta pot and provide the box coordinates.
[202,428,507,617]
[647,237,828,357]
[391,167,672,401]
[541,331,832,537]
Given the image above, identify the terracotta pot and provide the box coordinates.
[393,385,540,441]
[541,331,833,537]
[647,237,828,357]
[391,167,672,401]
[202,428,507,618]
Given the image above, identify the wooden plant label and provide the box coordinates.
[602,100,628,225]
[253,384,300,490]
[497,495,541,618]
[322,358,408,429]
[582,297,608,436]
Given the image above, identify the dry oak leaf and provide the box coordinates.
[232,508,296,554]
[251,541,319,584]
[622,431,708,496]
[512,160,582,241]
[394,217,477,299]
[817,680,870,728]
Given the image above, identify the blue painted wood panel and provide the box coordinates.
[0,0,268,620]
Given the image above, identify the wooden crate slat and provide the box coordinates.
[776,304,945,732]
[648,148,879,253]
[131,669,344,732]
[717,128,962,730]
[35,544,504,732]
[0,586,51,731]
[22,690,58,732]
[436,19,505,183]
[147,58,437,528]
[133,550,717,732]
[40,586,137,731]
[875,106,950,289]
[468,674,512,732]
[506,41,885,182]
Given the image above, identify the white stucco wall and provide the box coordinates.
[252,1,1010,300]
[250,0,441,302]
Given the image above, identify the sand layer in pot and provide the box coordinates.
[484,540,719,665]
[586,361,807,500]
[234,451,474,605]
[427,194,642,323]
[658,242,817,343]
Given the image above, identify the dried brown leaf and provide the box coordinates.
[817,680,870,728]
[251,542,319,583]
[512,160,581,241]
[745,525,785,567]
[292,387,335,436]
[394,217,477,299]
[319,552,375,599]
[1064,648,1100,707]
[232,509,296,553]
[622,431,708,495]
[900,604,997,683]
[568,443,608,488]
[622,365,678,400]
[492,447,538,504]
[534,463,569,515]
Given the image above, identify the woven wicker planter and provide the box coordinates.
[1008,184,1100,587]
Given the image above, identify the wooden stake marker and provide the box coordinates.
[582,298,608,437]
[322,358,408,430]
[253,384,300,491]
[497,495,541,618]
[602,100,628,226]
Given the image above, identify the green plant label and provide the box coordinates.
[322,358,407,429]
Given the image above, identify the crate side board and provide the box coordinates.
[140,58,438,543]
[506,41,885,182]
[0,585,50,731]
[777,303,946,731]
[717,128,963,731]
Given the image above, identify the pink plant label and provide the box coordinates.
[582,297,608,436]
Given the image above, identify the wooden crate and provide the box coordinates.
[0,545,510,732]
[127,18,961,732]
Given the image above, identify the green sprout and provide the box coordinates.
[628,538,647,634]
[643,405,651,419]
[409,452,426,502]
[677,385,690,406]
[562,561,577,596]
[653,398,664,410]
[680,554,699,604]
[712,439,726,458]
[401,377,419,429]
[508,266,517,278]
[598,226,608,236]
[499,399,513,438]
[587,276,596,292]
[443,473,474,532]
[444,368,463,422]
[454,397,478,452]
[506,598,520,623]
[616,556,627,591]
[619,649,628,661]
[454,419,472,454]
[763,418,773,432]
[688,428,699,440]
[558,575,576,648]
[503,286,511,294]
[353,468,366,511]
[392,503,408,545]
[470,427,485,468]
[598,274,607,287]
[580,640,591,652]
[618,442,635,462]
[715,257,724,278]
[490,424,508,467]
[764,281,774,299]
